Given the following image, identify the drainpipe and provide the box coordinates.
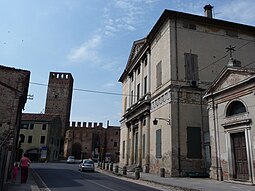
[200,91,206,174]
[174,16,181,177]
[177,86,181,176]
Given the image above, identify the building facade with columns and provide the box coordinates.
[118,6,255,177]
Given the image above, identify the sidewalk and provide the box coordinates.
[97,165,255,191]
[5,168,39,191]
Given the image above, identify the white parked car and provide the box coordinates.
[78,159,95,172]
[66,156,75,164]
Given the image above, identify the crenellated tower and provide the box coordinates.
[45,72,73,139]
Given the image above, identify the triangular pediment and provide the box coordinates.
[215,72,253,91]
[204,67,255,98]
[129,38,146,63]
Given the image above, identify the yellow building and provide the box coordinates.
[20,113,62,162]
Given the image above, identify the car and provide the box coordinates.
[66,156,75,164]
[78,159,95,172]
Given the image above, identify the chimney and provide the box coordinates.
[204,4,213,18]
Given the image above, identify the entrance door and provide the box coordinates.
[231,132,249,180]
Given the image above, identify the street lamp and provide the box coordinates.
[153,117,171,125]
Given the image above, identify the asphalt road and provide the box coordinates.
[32,162,163,191]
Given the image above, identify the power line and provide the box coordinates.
[29,81,131,97]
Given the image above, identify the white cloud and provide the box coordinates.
[103,82,116,88]
[68,35,102,63]
[217,0,255,25]
[102,0,158,36]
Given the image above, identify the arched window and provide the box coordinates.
[226,101,246,117]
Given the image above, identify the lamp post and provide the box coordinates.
[153,117,171,125]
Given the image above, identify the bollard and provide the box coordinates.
[135,167,140,179]
[110,163,113,171]
[106,163,109,170]
[160,168,165,177]
[123,166,127,175]
[115,165,119,173]
[103,161,105,170]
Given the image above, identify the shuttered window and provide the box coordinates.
[156,129,162,158]
[187,127,202,159]
[184,53,198,81]
[156,61,162,88]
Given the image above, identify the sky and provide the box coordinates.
[0,0,254,126]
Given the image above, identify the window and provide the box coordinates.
[137,66,140,75]
[131,90,134,105]
[226,30,238,37]
[142,134,145,159]
[144,57,147,66]
[122,141,125,159]
[137,83,140,100]
[42,124,47,130]
[185,53,199,82]
[114,142,118,147]
[156,129,162,158]
[20,134,25,143]
[156,61,162,88]
[226,101,246,116]
[40,136,45,144]
[187,127,202,159]
[57,139,60,146]
[183,22,196,30]
[30,124,34,130]
[51,138,54,144]
[21,124,28,129]
[144,76,147,95]
[124,97,127,112]
[28,136,33,143]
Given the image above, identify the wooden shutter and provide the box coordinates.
[156,129,162,158]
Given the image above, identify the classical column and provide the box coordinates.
[147,51,151,93]
[130,125,134,165]
[127,76,131,107]
[133,70,136,103]
[125,126,130,165]
[140,61,143,97]
[145,115,150,173]
[138,119,143,167]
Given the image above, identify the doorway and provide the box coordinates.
[231,132,249,180]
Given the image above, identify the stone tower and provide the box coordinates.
[45,72,73,138]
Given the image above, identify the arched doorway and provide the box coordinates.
[72,143,81,159]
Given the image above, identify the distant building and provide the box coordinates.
[20,113,62,162]
[0,65,30,190]
[64,121,120,162]
[204,60,255,184]
[118,5,255,177]
[45,72,73,139]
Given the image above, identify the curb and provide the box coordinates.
[96,167,199,191]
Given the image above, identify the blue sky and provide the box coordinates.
[0,0,254,126]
